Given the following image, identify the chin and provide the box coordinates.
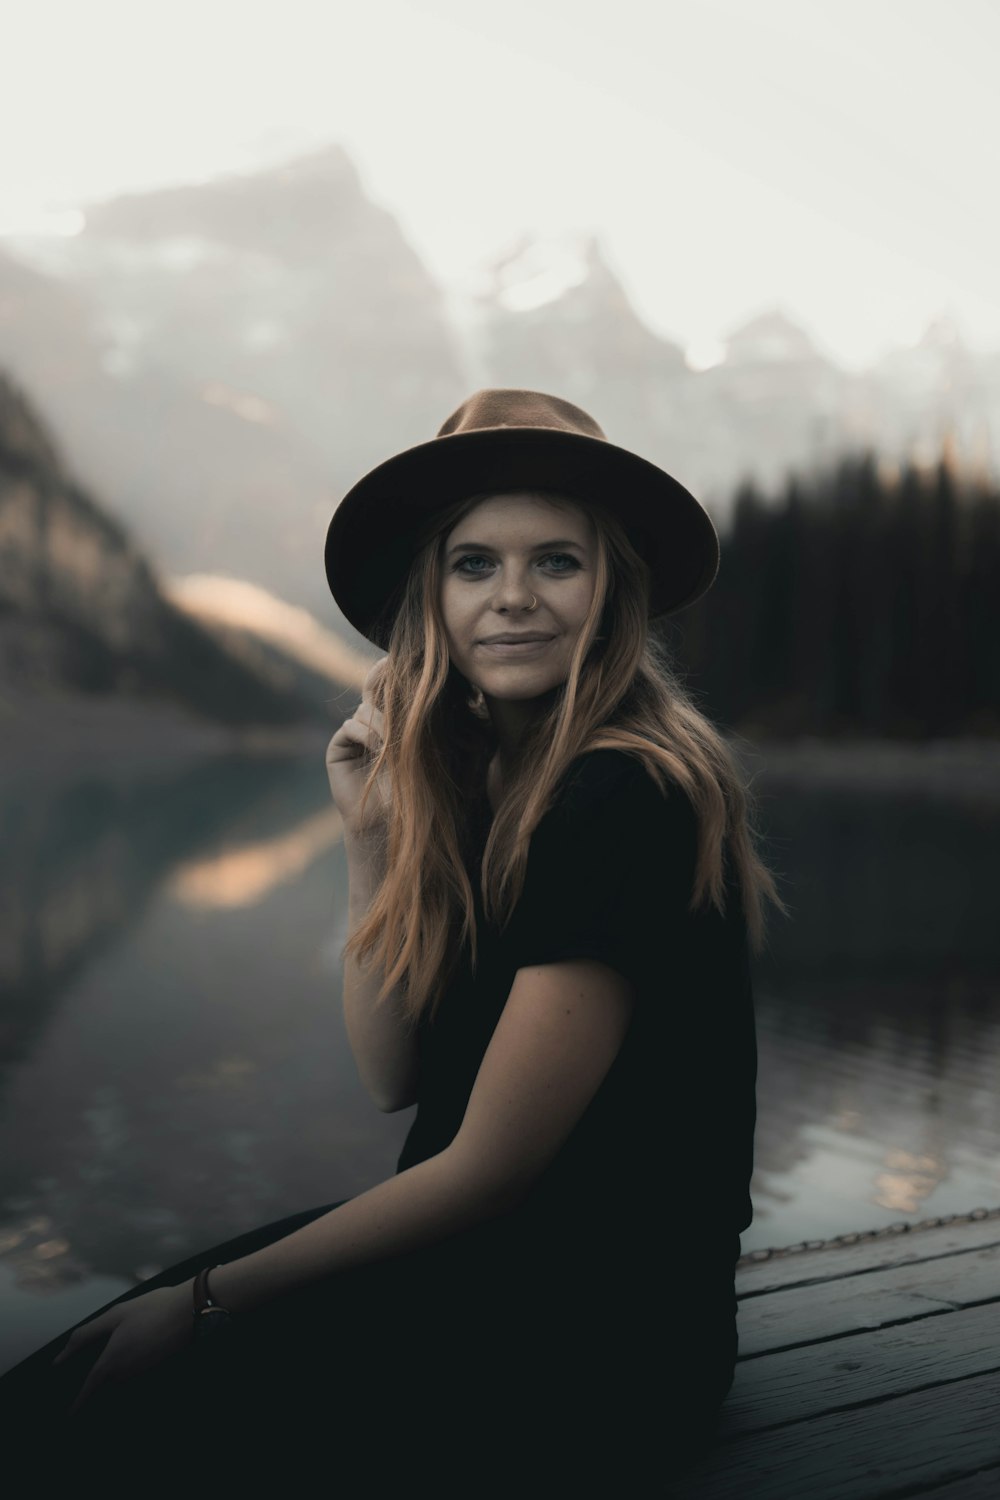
[485,675,564,699]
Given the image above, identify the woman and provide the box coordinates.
[0,388,784,1491]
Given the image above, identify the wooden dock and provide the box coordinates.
[669,1208,1000,1498]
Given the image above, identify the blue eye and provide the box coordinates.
[453,553,580,575]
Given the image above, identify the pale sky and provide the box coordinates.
[2,0,998,370]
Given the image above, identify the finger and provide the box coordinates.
[330,716,381,756]
[51,1316,104,1364]
[362,657,387,689]
[354,704,384,738]
[328,718,369,756]
[361,660,388,705]
[327,718,360,749]
[67,1365,107,1417]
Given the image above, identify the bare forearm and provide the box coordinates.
[342,833,418,1110]
[209,1149,515,1316]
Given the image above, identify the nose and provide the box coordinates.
[492,568,537,613]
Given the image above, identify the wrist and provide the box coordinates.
[191,1264,235,1340]
[344,823,387,860]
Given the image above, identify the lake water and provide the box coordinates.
[1,738,998,1375]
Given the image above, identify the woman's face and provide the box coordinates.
[440,492,598,702]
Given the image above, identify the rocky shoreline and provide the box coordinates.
[0,689,333,778]
[733,733,1000,804]
[2,691,998,801]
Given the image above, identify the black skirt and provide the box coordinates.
[0,1197,738,1494]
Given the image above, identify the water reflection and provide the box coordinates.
[0,755,338,1053]
[0,752,411,1371]
[749,770,1000,1242]
[0,746,998,1375]
[166,806,343,910]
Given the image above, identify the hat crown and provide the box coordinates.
[436,388,608,442]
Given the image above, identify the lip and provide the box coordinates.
[478,635,555,655]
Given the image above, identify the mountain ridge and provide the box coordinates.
[0,369,354,756]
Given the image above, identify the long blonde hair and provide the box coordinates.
[343,489,788,1028]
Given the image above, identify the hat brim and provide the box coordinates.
[325,426,719,645]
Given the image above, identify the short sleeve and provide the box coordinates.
[502,749,698,997]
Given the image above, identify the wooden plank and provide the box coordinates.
[737,1217,1000,1297]
[718,1302,1000,1434]
[664,1367,1000,1500]
[737,1243,1000,1356]
[738,1277,954,1357]
[911,1467,1000,1498]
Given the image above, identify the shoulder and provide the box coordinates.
[562,745,684,806]
[519,747,700,920]
[543,746,695,841]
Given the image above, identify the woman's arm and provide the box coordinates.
[342,829,420,1113]
[210,957,634,1318]
[329,659,418,1114]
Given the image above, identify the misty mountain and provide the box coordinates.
[0,143,996,644]
[449,232,997,508]
[456,233,699,478]
[0,147,469,642]
[162,572,371,711]
[0,245,349,639]
[75,144,465,472]
[0,369,343,734]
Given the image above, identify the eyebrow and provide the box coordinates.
[446,538,586,556]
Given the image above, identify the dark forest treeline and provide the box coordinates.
[669,449,1000,740]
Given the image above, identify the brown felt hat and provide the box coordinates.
[325,388,720,646]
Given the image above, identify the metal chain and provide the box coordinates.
[738,1204,1000,1265]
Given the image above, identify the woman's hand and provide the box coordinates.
[326,657,392,840]
[50,1280,195,1418]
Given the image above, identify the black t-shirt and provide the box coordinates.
[396,747,758,1304]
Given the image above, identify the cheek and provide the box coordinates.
[565,579,597,623]
[439,581,460,623]
[440,588,473,647]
